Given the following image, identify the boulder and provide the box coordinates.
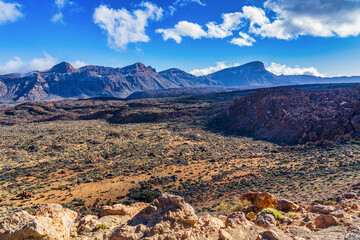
[109,193,200,240]
[314,215,340,229]
[99,202,147,217]
[0,204,77,240]
[255,214,276,228]
[257,230,282,240]
[199,214,225,233]
[225,212,252,229]
[276,199,298,212]
[310,204,335,214]
[242,192,278,210]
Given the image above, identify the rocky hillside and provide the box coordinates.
[0,62,221,103]
[159,68,221,87]
[208,61,285,87]
[2,60,360,103]
[216,86,360,144]
[1,191,359,239]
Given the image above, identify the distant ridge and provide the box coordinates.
[0,61,360,102]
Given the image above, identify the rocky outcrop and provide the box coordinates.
[99,202,148,217]
[0,204,77,240]
[310,204,335,214]
[217,86,360,144]
[255,214,276,228]
[1,192,359,239]
[242,192,278,210]
[277,199,298,212]
[314,215,340,229]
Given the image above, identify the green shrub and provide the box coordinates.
[259,208,283,220]
[95,224,108,230]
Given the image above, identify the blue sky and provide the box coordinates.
[0,0,360,77]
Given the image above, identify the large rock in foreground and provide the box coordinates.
[216,86,360,144]
[109,193,201,239]
[0,204,77,240]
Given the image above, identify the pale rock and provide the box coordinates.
[225,212,252,229]
[219,229,233,240]
[0,204,77,240]
[255,214,276,228]
[78,215,99,232]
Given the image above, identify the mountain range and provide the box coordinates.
[0,61,360,103]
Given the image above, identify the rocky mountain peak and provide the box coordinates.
[50,62,78,74]
[121,62,154,74]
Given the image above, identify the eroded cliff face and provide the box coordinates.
[218,86,360,144]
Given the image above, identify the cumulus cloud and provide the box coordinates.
[0,0,23,24]
[94,2,163,49]
[190,62,240,76]
[174,0,206,7]
[266,62,325,77]
[0,53,59,74]
[230,32,255,46]
[158,0,360,46]
[156,21,207,43]
[157,12,244,43]
[29,53,59,72]
[0,57,24,74]
[246,0,360,39]
[206,12,243,38]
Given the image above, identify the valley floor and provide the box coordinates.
[0,117,359,217]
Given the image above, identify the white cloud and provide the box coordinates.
[93,2,163,49]
[206,12,243,38]
[174,0,206,7]
[29,53,59,72]
[157,12,244,43]
[71,60,87,68]
[0,1,23,24]
[158,0,360,46]
[55,0,67,9]
[230,32,255,46]
[156,21,207,43]
[0,57,24,74]
[51,12,63,23]
[51,0,77,24]
[246,0,360,39]
[266,62,325,77]
[190,62,240,76]
[0,53,59,74]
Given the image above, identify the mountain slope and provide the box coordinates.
[159,68,221,87]
[207,61,284,87]
[0,62,183,102]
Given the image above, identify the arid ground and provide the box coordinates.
[0,85,359,218]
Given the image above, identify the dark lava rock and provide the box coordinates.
[216,86,360,144]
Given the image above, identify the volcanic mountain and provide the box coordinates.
[207,61,284,87]
[1,61,360,103]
